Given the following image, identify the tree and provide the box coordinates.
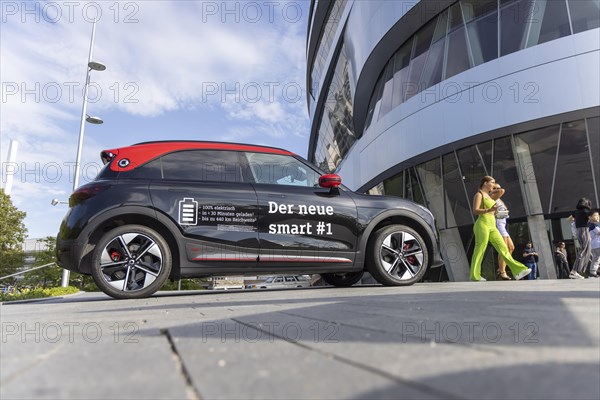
[22,236,63,288]
[0,189,27,282]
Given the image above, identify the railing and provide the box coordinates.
[0,262,57,281]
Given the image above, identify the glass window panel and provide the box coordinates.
[448,2,464,31]
[416,158,445,228]
[378,61,396,119]
[364,91,377,131]
[568,0,600,33]
[161,150,243,182]
[405,167,425,205]
[420,37,446,90]
[527,0,571,47]
[461,0,498,22]
[392,41,412,108]
[492,137,527,218]
[587,117,600,203]
[383,171,404,198]
[477,140,493,174]
[309,0,348,98]
[246,152,321,187]
[445,27,472,79]
[432,10,449,42]
[457,145,489,207]
[500,0,534,56]
[514,124,560,214]
[443,153,472,227]
[405,52,428,101]
[551,120,596,213]
[467,11,499,65]
[118,158,162,180]
[312,44,356,173]
[413,19,437,57]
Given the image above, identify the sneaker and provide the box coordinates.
[471,277,487,282]
[514,268,532,280]
[588,272,599,278]
[570,271,585,279]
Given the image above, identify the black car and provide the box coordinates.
[56,141,443,299]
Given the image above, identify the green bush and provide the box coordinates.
[0,286,79,302]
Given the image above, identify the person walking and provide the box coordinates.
[522,241,539,280]
[470,176,531,282]
[570,197,593,278]
[493,183,513,280]
[588,209,600,278]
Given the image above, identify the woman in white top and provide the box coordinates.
[493,183,513,280]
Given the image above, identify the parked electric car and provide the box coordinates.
[56,141,443,299]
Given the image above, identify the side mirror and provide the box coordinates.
[319,174,342,188]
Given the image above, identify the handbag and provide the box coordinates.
[495,201,509,219]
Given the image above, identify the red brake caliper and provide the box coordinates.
[110,251,122,262]
[403,242,417,265]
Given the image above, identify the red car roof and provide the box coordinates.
[101,141,295,172]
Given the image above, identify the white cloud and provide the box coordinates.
[1,1,311,238]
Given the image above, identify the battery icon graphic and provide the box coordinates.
[178,198,198,225]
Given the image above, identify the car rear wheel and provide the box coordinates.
[321,271,364,287]
[367,224,428,286]
[91,225,172,299]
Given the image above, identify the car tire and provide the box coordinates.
[321,271,364,287]
[91,225,172,299]
[367,224,428,286]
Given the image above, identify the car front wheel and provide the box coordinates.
[367,224,428,286]
[91,225,172,299]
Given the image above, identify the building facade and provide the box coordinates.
[306,0,600,280]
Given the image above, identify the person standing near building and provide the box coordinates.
[470,176,531,282]
[522,241,539,280]
[588,209,600,278]
[493,183,513,280]
[570,197,593,278]
[554,242,571,279]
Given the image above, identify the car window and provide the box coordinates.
[274,277,284,283]
[161,150,243,182]
[285,276,295,282]
[126,158,163,179]
[244,152,321,187]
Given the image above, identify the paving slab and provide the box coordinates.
[1,280,599,399]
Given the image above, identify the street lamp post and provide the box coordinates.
[61,19,106,288]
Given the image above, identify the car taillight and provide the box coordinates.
[69,184,110,206]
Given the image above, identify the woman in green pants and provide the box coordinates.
[470,176,532,281]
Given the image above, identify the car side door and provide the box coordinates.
[244,152,358,269]
[148,150,259,270]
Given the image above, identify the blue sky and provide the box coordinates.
[1,0,312,238]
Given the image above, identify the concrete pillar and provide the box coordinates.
[439,228,470,281]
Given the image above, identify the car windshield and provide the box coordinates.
[264,277,275,283]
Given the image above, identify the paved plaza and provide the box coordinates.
[1,280,599,399]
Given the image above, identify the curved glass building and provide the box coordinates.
[307,0,600,281]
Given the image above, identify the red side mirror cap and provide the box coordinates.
[319,174,342,188]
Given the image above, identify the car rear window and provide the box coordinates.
[160,150,244,182]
